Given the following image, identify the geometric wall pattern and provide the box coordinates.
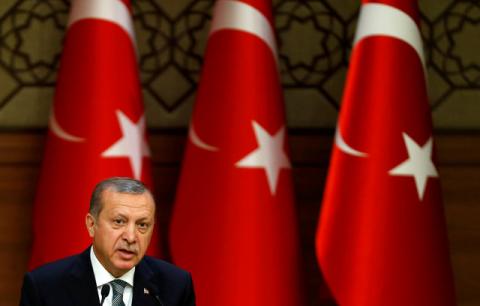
[0,0,478,129]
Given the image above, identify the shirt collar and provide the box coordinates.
[90,246,135,288]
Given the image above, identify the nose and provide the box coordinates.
[122,223,136,244]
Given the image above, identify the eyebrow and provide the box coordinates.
[112,213,152,221]
[136,217,152,222]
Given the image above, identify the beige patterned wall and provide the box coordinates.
[0,0,478,129]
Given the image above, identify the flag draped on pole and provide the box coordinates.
[29,0,160,269]
[316,1,456,305]
[169,1,302,306]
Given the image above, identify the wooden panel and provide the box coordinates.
[442,165,480,306]
[0,164,37,306]
[0,131,478,306]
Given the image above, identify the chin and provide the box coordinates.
[113,259,136,271]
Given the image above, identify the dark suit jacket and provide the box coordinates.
[19,248,195,306]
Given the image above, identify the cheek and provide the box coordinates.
[138,233,152,249]
[103,231,122,249]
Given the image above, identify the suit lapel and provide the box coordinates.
[65,248,100,306]
[61,249,161,306]
[132,259,158,306]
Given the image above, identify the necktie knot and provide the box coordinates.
[110,279,128,306]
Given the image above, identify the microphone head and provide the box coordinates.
[146,284,164,306]
[101,284,110,297]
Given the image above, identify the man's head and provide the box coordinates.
[85,177,155,277]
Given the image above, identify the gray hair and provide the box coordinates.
[89,177,151,217]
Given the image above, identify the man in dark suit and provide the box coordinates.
[20,177,195,306]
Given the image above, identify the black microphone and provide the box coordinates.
[100,284,110,306]
[146,284,165,306]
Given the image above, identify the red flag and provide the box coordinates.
[29,0,160,269]
[169,1,302,305]
[316,1,456,305]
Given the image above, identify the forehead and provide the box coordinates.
[101,189,155,217]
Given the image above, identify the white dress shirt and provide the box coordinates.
[90,247,135,306]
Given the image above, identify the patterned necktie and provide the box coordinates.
[110,279,128,306]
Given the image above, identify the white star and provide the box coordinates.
[388,133,438,201]
[101,110,150,180]
[235,121,291,195]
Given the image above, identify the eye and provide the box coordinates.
[138,222,150,231]
[113,218,125,226]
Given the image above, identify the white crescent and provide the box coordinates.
[189,124,219,152]
[210,0,277,63]
[354,3,425,72]
[335,126,367,157]
[49,111,85,143]
[68,0,135,44]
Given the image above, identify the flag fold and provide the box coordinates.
[316,1,456,305]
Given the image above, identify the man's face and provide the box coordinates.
[86,189,155,277]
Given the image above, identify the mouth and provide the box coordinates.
[117,248,136,260]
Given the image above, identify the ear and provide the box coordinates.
[85,213,96,238]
